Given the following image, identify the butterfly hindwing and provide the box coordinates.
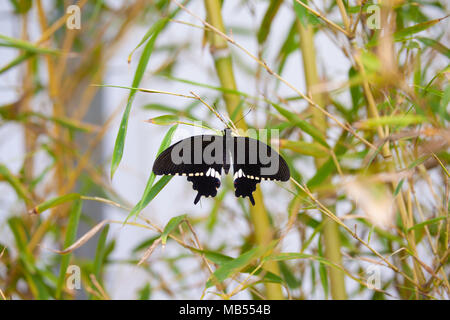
[233,164,259,205]
[188,164,222,204]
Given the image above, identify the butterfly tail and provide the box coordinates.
[248,194,255,206]
[194,192,202,205]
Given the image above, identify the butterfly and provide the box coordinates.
[152,128,290,205]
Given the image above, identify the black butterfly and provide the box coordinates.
[152,128,290,205]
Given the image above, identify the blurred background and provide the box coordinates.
[0,0,448,300]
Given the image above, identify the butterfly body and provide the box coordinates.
[152,128,289,205]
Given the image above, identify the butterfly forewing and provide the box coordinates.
[152,134,225,204]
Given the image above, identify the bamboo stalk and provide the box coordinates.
[203,0,284,300]
[336,0,350,31]
[296,20,347,300]
[20,12,36,196]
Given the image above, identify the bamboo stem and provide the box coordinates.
[336,0,350,31]
[203,0,284,300]
[297,20,347,300]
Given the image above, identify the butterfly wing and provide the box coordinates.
[152,135,224,204]
[232,136,290,205]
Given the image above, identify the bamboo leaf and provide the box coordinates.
[394,16,449,41]
[206,246,262,288]
[111,18,168,179]
[147,115,180,125]
[93,225,109,279]
[293,0,320,26]
[205,242,276,288]
[90,224,110,300]
[356,115,427,129]
[417,37,450,59]
[257,0,283,44]
[125,125,178,223]
[0,52,34,75]
[0,34,60,55]
[161,214,187,245]
[56,200,82,299]
[271,102,329,147]
[393,179,404,197]
[407,216,447,232]
[29,193,80,215]
[0,164,33,205]
[279,139,329,157]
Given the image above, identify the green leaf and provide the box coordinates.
[166,75,251,99]
[93,224,109,278]
[358,115,426,129]
[8,217,35,273]
[201,250,234,265]
[29,193,80,215]
[307,158,334,189]
[146,115,215,131]
[9,0,32,13]
[0,163,33,205]
[293,0,320,26]
[111,18,168,179]
[90,224,110,300]
[133,235,161,253]
[407,216,447,232]
[349,66,363,112]
[18,111,97,132]
[125,125,178,223]
[276,21,298,75]
[271,102,329,147]
[206,246,262,288]
[128,175,173,223]
[141,103,180,114]
[393,16,448,41]
[0,52,34,75]
[393,179,404,197]
[0,34,60,55]
[138,283,151,300]
[279,261,300,289]
[317,240,328,299]
[279,139,329,157]
[205,242,276,288]
[147,114,180,125]
[417,37,450,59]
[440,85,450,121]
[56,200,82,299]
[161,214,187,245]
[257,0,283,44]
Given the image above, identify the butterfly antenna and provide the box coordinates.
[213,103,231,129]
[233,107,253,127]
[190,91,229,128]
